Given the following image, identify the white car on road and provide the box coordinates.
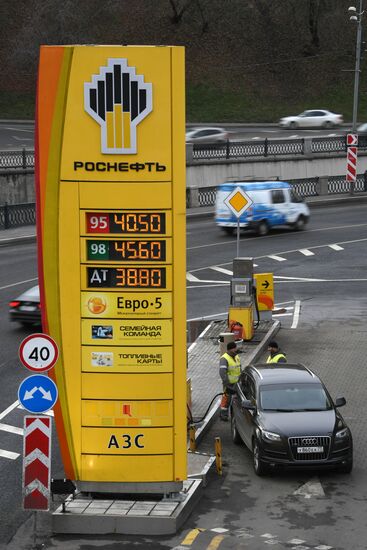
[279,109,343,129]
[185,127,229,144]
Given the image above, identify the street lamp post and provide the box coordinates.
[349,0,364,195]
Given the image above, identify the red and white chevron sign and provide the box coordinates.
[347,133,358,146]
[22,416,51,511]
[346,146,357,182]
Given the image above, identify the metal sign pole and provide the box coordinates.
[236,218,240,257]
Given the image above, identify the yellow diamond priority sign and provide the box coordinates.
[224,186,253,218]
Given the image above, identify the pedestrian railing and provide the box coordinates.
[186,174,367,208]
[0,149,35,170]
[1,135,367,169]
[0,202,36,229]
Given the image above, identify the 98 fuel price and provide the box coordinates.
[87,239,167,262]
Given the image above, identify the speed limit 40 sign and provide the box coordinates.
[19,333,59,372]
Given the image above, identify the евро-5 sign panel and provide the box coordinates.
[81,291,172,318]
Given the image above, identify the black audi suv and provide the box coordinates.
[230,363,353,475]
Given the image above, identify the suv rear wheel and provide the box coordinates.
[231,415,242,445]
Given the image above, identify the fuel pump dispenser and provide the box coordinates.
[228,258,254,341]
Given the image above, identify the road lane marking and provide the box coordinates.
[0,449,20,460]
[186,272,201,282]
[293,477,325,498]
[0,277,37,291]
[13,136,32,141]
[180,528,205,545]
[5,127,34,132]
[267,255,287,262]
[208,535,225,549]
[187,231,367,253]
[0,423,23,436]
[329,244,344,251]
[291,300,301,329]
[210,266,233,275]
[188,283,230,289]
[0,400,19,421]
[17,404,54,417]
[299,248,314,256]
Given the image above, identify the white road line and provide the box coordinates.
[17,404,54,417]
[188,342,197,352]
[291,300,301,329]
[0,449,20,460]
[5,127,34,132]
[0,423,23,436]
[268,255,286,262]
[13,136,32,141]
[186,272,201,282]
[273,313,293,317]
[0,277,37,291]
[329,244,344,251]
[293,477,325,498]
[275,300,295,305]
[188,312,227,321]
[0,400,19,421]
[274,275,325,282]
[299,248,314,256]
[210,266,233,275]
[188,230,367,253]
[188,283,230,289]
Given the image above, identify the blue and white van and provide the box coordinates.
[215,180,310,236]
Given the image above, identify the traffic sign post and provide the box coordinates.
[346,133,358,195]
[223,187,253,256]
[18,375,58,414]
[23,416,51,511]
[19,333,59,373]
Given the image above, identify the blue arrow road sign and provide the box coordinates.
[18,374,58,414]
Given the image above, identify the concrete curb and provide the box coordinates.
[0,234,36,246]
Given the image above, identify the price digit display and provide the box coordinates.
[87,267,166,288]
[86,212,166,235]
[86,240,166,262]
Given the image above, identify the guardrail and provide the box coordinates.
[1,173,367,228]
[1,135,367,169]
[190,134,367,162]
[187,173,367,208]
[0,202,36,229]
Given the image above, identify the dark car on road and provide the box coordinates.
[231,363,353,475]
[9,284,41,327]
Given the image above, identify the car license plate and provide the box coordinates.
[297,446,323,453]
[20,306,36,311]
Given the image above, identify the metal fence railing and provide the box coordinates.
[0,149,35,170]
[1,135,367,169]
[190,174,367,208]
[0,203,36,229]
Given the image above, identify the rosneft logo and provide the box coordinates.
[84,58,153,155]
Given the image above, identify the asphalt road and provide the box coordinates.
[1,202,367,548]
[0,121,347,151]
